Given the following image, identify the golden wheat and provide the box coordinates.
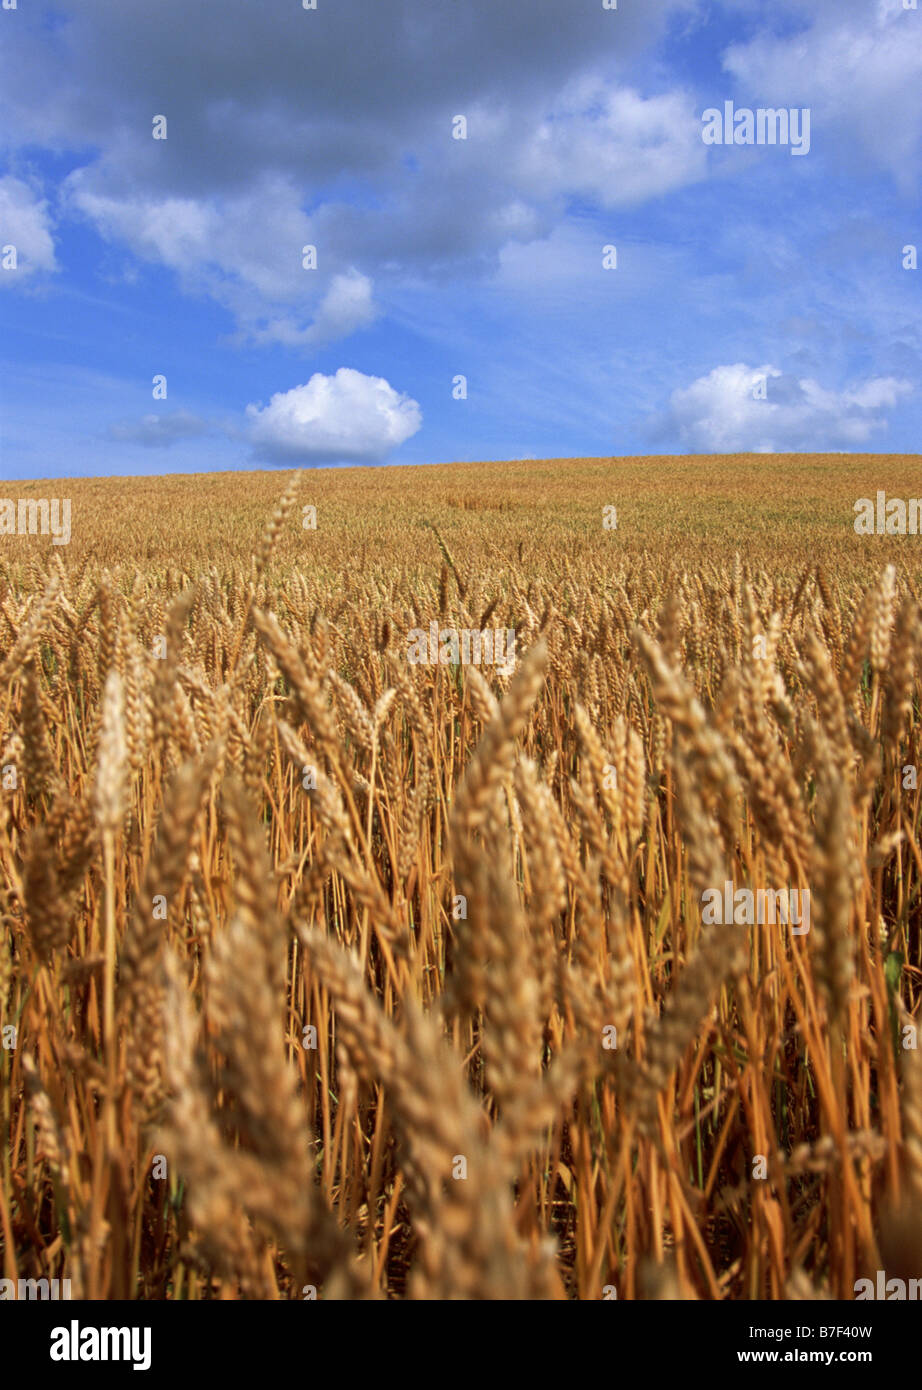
[2,457,921,1299]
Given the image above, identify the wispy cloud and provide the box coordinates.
[0,175,57,284]
[107,410,216,448]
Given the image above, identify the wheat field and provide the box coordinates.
[2,454,921,1300]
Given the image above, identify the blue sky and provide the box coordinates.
[1,0,920,480]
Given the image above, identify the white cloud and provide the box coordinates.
[63,170,381,347]
[722,3,922,190]
[0,176,57,284]
[246,368,422,463]
[250,270,379,348]
[661,362,913,452]
[516,81,707,207]
[66,184,217,277]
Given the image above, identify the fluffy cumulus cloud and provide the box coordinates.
[662,363,913,452]
[245,368,422,463]
[0,176,57,283]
